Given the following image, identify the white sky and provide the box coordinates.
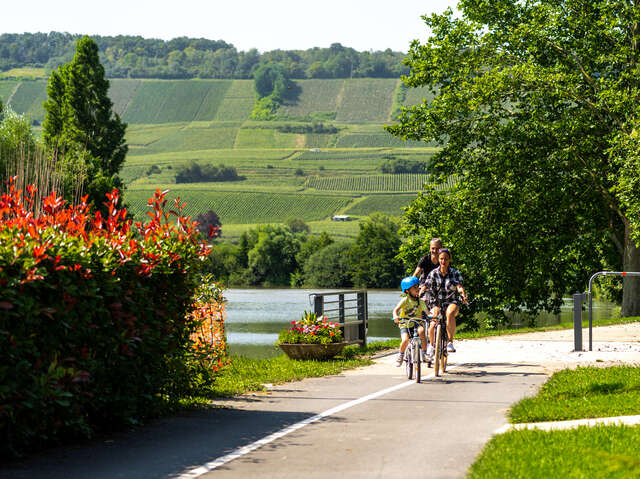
[3,0,459,53]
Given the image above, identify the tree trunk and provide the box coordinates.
[622,223,640,316]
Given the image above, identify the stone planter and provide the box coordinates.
[278,342,346,360]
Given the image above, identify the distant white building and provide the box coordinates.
[331,215,351,221]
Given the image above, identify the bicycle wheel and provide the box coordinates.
[434,324,442,377]
[414,341,421,383]
[405,347,413,380]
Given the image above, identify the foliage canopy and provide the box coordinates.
[388,0,640,318]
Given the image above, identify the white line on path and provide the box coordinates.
[177,367,449,478]
[494,414,640,434]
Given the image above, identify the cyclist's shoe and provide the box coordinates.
[395,352,404,366]
[447,342,456,353]
[426,344,434,358]
[421,350,429,362]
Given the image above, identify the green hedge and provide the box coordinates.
[0,183,214,457]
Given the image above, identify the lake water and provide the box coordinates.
[224,288,617,358]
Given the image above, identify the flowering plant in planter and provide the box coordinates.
[277,311,343,345]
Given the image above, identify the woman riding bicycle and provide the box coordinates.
[392,276,429,366]
[424,248,468,358]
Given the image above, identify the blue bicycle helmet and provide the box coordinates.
[400,276,420,293]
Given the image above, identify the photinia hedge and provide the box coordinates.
[0,178,217,457]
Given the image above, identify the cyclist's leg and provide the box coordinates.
[418,325,427,350]
[399,330,410,353]
[428,306,439,345]
[445,303,459,342]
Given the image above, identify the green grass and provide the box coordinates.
[0,67,47,79]
[509,365,640,423]
[209,353,372,397]
[469,425,640,479]
[205,341,399,397]
[234,128,300,148]
[130,122,240,154]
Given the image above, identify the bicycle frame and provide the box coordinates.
[397,317,426,383]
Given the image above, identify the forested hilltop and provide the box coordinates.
[0,32,408,79]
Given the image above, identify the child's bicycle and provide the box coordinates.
[395,317,427,383]
[427,307,448,377]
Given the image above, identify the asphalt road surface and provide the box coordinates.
[0,353,549,479]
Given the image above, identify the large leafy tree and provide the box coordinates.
[387,0,640,318]
[43,35,127,209]
[349,213,404,289]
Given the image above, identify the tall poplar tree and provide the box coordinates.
[43,35,127,208]
[388,0,640,318]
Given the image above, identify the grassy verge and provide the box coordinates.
[510,365,640,423]
[468,425,640,479]
[202,341,395,398]
[469,364,640,478]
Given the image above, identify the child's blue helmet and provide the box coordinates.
[401,276,420,293]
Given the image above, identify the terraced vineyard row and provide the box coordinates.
[306,174,438,192]
[124,189,353,224]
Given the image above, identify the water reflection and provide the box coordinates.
[224,288,617,358]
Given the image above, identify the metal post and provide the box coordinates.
[357,291,367,347]
[573,292,584,352]
[587,271,640,351]
[313,294,323,317]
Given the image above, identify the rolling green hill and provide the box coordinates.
[1,76,443,241]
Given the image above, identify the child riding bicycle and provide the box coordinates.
[392,276,429,366]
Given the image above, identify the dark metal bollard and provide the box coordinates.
[573,292,585,351]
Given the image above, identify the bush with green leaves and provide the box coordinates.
[175,160,242,183]
[0,180,214,457]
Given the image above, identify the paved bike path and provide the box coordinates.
[0,354,548,479]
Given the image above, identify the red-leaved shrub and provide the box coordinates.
[0,178,220,457]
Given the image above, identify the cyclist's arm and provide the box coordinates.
[456,284,468,304]
[392,299,404,324]
[452,269,468,303]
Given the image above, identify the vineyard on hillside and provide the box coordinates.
[213,80,254,121]
[279,79,345,118]
[335,78,398,122]
[124,189,354,224]
[335,132,424,148]
[305,174,436,192]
